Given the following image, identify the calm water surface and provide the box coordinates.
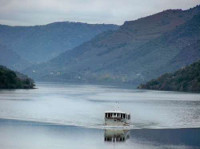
[0,82,200,149]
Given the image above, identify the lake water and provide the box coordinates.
[0,82,200,149]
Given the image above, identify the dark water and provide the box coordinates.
[0,82,200,148]
[0,119,200,149]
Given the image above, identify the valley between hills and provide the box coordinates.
[0,5,200,91]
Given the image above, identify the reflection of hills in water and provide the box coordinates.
[104,129,130,142]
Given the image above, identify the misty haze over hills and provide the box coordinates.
[0,22,118,66]
[0,44,30,71]
[22,5,200,86]
[0,5,199,86]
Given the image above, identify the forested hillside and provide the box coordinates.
[138,60,200,92]
[23,6,200,86]
[0,22,118,63]
[0,66,35,89]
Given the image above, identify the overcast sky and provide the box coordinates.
[0,0,200,26]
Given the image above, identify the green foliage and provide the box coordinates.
[0,66,35,89]
[138,60,200,92]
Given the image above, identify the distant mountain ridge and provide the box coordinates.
[0,22,118,64]
[23,5,200,86]
[138,60,200,92]
[0,43,30,70]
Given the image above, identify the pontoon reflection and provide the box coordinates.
[105,110,131,126]
[104,129,130,142]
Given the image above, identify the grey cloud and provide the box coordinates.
[0,0,199,26]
